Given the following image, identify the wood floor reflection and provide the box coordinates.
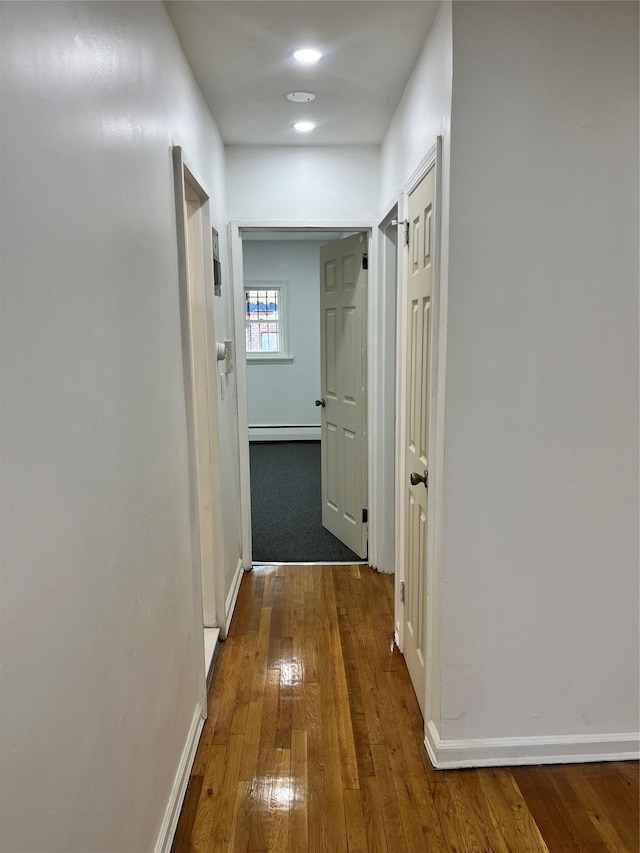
[172,564,639,852]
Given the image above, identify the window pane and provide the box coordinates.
[260,331,279,352]
[245,288,279,321]
[246,320,280,353]
[245,287,283,354]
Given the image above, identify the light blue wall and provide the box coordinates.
[243,240,324,441]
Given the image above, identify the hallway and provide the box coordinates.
[172,565,639,852]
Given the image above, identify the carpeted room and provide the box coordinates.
[249,440,359,563]
[244,234,364,565]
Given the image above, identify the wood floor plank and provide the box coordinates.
[342,580,386,749]
[247,668,280,852]
[576,768,640,853]
[431,778,470,853]
[190,744,233,853]
[615,760,640,806]
[275,637,294,750]
[360,776,390,853]
[447,771,501,853]
[281,573,295,640]
[226,781,252,853]
[173,565,639,853]
[172,775,204,853]
[314,629,347,849]
[211,638,245,746]
[541,765,610,852]
[207,734,244,853]
[227,571,262,638]
[393,773,443,853]
[369,742,409,852]
[343,789,368,853]
[335,606,375,778]
[454,770,511,853]
[289,729,308,851]
[267,747,291,853]
[511,766,581,853]
[495,768,550,851]
[305,680,327,853]
[564,764,637,852]
[230,630,257,736]
[407,774,450,852]
[324,569,359,790]
[478,768,549,853]
[302,590,319,686]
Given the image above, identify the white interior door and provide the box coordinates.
[402,168,435,714]
[319,233,367,559]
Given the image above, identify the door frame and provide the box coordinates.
[375,205,399,576]
[394,137,446,728]
[228,219,397,571]
[172,147,226,710]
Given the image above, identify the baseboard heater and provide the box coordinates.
[249,424,321,442]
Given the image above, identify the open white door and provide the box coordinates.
[319,233,367,559]
[402,167,435,714]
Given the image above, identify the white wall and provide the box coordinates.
[226,145,380,221]
[0,2,240,851]
[379,1,452,215]
[244,241,324,441]
[438,0,639,750]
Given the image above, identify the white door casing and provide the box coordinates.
[173,149,226,633]
[402,166,435,715]
[172,146,228,715]
[319,233,368,559]
[229,220,394,572]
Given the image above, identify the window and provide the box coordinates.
[244,281,292,362]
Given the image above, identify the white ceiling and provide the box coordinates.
[164,1,440,146]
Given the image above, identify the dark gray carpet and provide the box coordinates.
[249,441,361,563]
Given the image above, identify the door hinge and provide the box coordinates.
[362,253,368,270]
[362,508,368,523]
[391,218,410,247]
[400,580,405,603]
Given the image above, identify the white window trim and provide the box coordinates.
[244,279,293,363]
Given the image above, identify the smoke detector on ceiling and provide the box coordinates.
[286,92,316,103]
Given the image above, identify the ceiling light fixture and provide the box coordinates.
[293,48,322,64]
[286,91,316,103]
[294,121,315,132]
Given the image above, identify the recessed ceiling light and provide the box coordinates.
[294,121,315,132]
[293,48,322,64]
[287,91,316,103]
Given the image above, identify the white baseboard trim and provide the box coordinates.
[203,626,220,688]
[155,702,205,853]
[424,719,640,769]
[249,426,320,442]
[224,558,244,636]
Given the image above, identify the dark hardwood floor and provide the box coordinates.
[172,564,639,852]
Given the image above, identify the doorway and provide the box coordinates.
[230,222,397,571]
[240,230,365,564]
[173,147,226,694]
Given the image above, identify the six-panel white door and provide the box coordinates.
[403,168,435,714]
[319,234,368,559]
